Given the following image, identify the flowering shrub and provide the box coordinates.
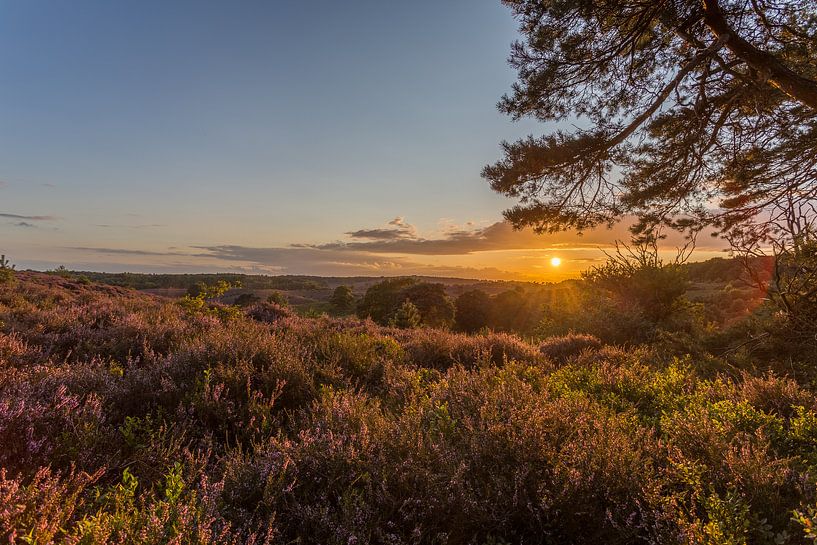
[538,333,603,363]
[396,328,544,370]
[1,272,817,543]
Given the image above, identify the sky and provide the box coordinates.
[0,0,728,281]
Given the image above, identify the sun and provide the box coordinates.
[550,257,562,267]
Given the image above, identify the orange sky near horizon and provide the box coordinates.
[5,216,730,282]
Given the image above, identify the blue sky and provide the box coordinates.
[0,1,725,279]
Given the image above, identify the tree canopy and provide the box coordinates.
[356,278,418,324]
[329,285,356,314]
[357,279,455,328]
[454,289,494,332]
[484,0,817,242]
[402,283,456,328]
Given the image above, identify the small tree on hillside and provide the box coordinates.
[179,280,241,321]
[390,299,422,329]
[330,285,356,314]
[267,291,289,306]
[0,254,16,285]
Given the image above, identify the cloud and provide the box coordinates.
[346,228,412,240]
[95,224,167,229]
[14,221,36,228]
[71,247,191,257]
[64,216,728,280]
[315,221,623,255]
[319,218,726,256]
[346,217,418,240]
[0,212,56,221]
[189,244,517,278]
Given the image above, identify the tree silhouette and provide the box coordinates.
[454,289,493,333]
[402,283,456,328]
[484,0,817,242]
[330,285,356,314]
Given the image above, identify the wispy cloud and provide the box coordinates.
[346,216,418,240]
[71,247,191,257]
[192,244,516,278]
[95,224,167,229]
[0,212,57,221]
[316,220,627,255]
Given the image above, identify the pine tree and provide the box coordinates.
[390,299,421,329]
[485,0,817,244]
[329,285,355,313]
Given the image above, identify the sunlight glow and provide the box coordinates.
[550,257,562,267]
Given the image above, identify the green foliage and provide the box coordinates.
[402,282,454,328]
[794,502,817,543]
[266,290,289,306]
[390,299,421,329]
[582,238,689,324]
[179,280,241,321]
[318,332,403,387]
[329,285,355,314]
[699,489,752,545]
[356,277,416,324]
[0,254,15,286]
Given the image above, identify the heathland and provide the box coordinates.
[2,254,817,544]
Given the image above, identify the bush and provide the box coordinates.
[389,299,421,329]
[0,255,15,287]
[538,333,603,363]
[245,301,292,323]
[399,328,544,370]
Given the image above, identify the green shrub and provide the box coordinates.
[0,255,15,286]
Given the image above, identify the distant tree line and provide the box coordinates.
[65,271,326,291]
[354,277,547,333]
[347,245,800,353]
